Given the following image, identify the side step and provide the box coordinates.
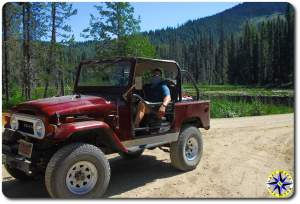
[134,122,171,135]
[121,132,178,152]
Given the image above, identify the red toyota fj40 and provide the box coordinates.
[2,57,210,198]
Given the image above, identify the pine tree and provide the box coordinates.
[82,2,140,56]
[228,33,236,84]
[124,35,156,57]
[216,15,228,84]
[44,2,77,97]
[2,4,15,102]
[21,3,31,99]
[285,4,294,86]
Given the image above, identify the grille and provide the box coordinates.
[18,120,34,134]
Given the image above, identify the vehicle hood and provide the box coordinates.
[14,95,116,117]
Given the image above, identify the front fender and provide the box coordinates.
[53,121,128,152]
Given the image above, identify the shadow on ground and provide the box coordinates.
[2,154,182,198]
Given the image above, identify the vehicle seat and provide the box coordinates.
[133,81,176,134]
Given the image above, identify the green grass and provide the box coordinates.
[3,85,294,118]
[183,84,294,97]
[211,98,293,118]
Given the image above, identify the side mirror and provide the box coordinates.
[135,76,143,90]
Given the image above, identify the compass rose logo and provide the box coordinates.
[266,170,294,198]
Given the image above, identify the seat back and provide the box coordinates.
[142,84,154,102]
[143,80,178,102]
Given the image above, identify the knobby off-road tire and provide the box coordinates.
[45,143,110,198]
[118,149,144,160]
[170,126,203,171]
[4,164,35,181]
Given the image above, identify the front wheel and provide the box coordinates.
[45,143,110,198]
[170,126,203,171]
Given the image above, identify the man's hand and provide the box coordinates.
[158,104,166,118]
[158,95,171,118]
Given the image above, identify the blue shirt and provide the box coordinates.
[144,82,171,102]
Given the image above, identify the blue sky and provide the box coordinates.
[69,2,240,41]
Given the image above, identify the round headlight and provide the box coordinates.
[35,120,45,137]
[10,115,18,130]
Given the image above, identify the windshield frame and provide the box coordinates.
[74,58,136,94]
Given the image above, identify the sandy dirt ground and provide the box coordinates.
[2,113,294,198]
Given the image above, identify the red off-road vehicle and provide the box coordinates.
[2,57,210,198]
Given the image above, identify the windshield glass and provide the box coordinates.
[78,61,131,87]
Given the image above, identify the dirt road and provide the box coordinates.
[2,114,294,198]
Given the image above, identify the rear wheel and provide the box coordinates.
[170,126,203,171]
[119,149,144,159]
[45,143,110,198]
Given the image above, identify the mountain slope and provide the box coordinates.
[145,2,289,43]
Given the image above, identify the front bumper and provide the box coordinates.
[2,128,34,175]
[2,152,32,174]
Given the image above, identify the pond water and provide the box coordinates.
[202,94,294,107]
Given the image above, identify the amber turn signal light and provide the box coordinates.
[2,113,10,127]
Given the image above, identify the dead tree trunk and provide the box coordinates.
[25,3,31,100]
[59,51,65,96]
[22,3,32,100]
[2,4,9,102]
[22,4,26,98]
[44,3,56,98]
[60,69,64,96]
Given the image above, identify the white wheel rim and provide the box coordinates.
[66,161,98,195]
[184,136,199,161]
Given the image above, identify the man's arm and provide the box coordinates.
[158,85,171,118]
[162,95,171,107]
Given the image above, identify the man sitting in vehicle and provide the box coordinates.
[134,68,171,128]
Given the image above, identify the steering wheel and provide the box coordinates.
[132,93,163,108]
[132,93,145,104]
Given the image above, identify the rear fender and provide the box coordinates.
[53,121,128,152]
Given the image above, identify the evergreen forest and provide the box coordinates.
[2,2,295,115]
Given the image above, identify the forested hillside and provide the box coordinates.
[146,2,288,41]
[2,2,295,109]
[145,2,294,87]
